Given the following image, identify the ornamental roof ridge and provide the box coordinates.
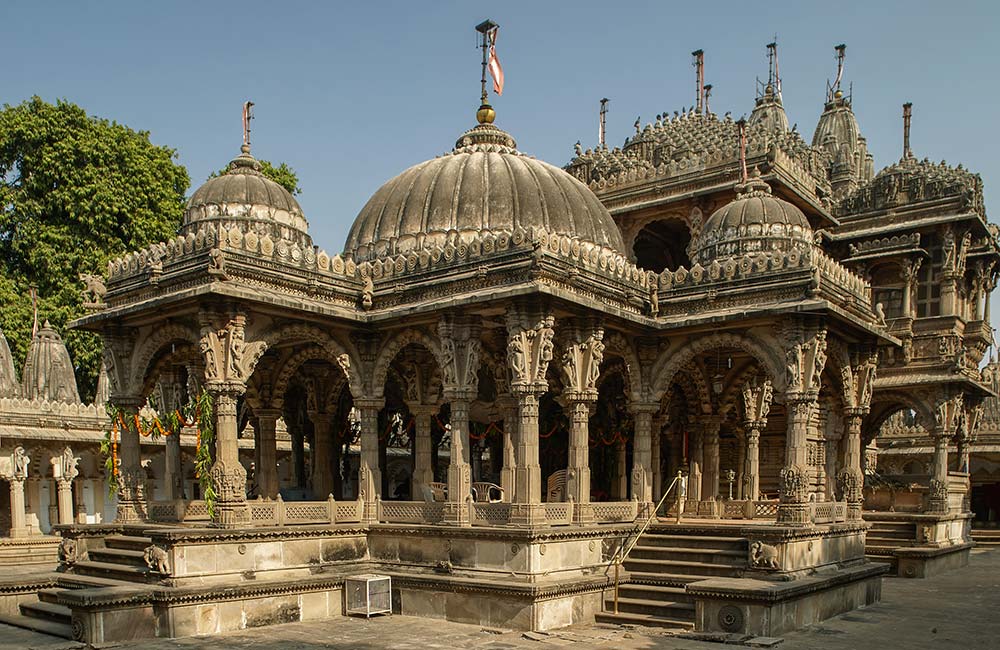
[836,154,986,218]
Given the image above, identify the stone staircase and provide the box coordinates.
[971,528,1000,548]
[596,527,748,630]
[0,534,153,639]
[864,519,917,571]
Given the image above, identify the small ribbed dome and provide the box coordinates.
[22,321,80,403]
[693,174,813,264]
[183,146,310,246]
[344,122,627,260]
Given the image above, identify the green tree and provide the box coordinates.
[0,97,190,401]
[209,159,301,195]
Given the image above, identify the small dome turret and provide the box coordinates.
[693,172,813,264]
[183,145,311,247]
[748,84,789,132]
[22,321,80,403]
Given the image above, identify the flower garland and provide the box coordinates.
[101,389,216,515]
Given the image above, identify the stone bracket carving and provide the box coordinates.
[741,377,772,424]
[782,321,827,395]
[560,325,604,398]
[200,312,267,385]
[506,311,555,391]
[438,315,482,395]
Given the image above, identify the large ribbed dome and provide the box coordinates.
[183,145,311,246]
[344,122,627,260]
[693,174,813,264]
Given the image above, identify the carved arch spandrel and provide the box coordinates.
[105,323,199,400]
[602,331,643,398]
[650,332,785,402]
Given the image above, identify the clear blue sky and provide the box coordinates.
[5,1,999,253]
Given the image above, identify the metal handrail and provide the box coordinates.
[608,470,686,614]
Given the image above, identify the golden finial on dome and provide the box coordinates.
[477,103,496,124]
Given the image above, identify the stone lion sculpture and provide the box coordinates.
[749,541,779,570]
[58,538,79,566]
[143,545,170,574]
[79,273,107,305]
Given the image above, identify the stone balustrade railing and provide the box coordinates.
[145,496,365,526]
[682,499,779,520]
[810,501,848,524]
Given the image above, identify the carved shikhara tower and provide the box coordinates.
[62,46,997,641]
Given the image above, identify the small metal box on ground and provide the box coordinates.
[344,574,392,617]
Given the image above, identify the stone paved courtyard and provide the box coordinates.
[3,548,998,650]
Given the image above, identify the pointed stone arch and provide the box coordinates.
[256,324,361,397]
[372,329,445,399]
[651,332,784,402]
[129,323,200,398]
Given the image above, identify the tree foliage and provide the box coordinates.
[209,159,301,195]
[0,97,190,401]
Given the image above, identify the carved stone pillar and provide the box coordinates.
[497,397,519,502]
[355,398,384,522]
[779,394,814,525]
[444,393,474,525]
[506,310,555,527]
[743,423,763,501]
[255,409,281,499]
[308,412,335,498]
[564,399,594,522]
[114,396,147,523]
[631,403,657,516]
[439,315,482,527]
[840,410,865,520]
[409,405,436,499]
[8,477,28,537]
[208,384,249,527]
[701,417,722,501]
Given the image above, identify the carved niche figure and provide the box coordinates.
[749,541,780,569]
[785,344,802,391]
[60,447,79,480]
[143,545,170,574]
[439,338,457,386]
[12,446,29,479]
[361,275,374,310]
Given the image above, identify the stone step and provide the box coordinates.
[71,560,149,582]
[602,595,695,618]
[0,612,73,639]
[971,531,1000,547]
[57,572,136,589]
[594,610,695,630]
[624,557,743,578]
[638,533,748,552]
[37,587,70,605]
[616,583,692,602]
[88,547,148,567]
[867,528,916,540]
[627,571,708,587]
[629,545,746,566]
[20,600,72,625]
[866,536,915,547]
[104,535,153,552]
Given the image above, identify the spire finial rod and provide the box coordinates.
[692,49,705,113]
[242,101,254,153]
[476,20,499,102]
[737,118,748,184]
[599,98,609,149]
[829,44,847,101]
[903,102,913,159]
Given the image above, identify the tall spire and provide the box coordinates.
[749,41,788,132]
[692,49,705,114]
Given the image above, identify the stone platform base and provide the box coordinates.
[688,562,888,637]
[895,542,972,579]
[0,535,60,570]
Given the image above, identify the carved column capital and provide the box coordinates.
[438,314,483,395]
